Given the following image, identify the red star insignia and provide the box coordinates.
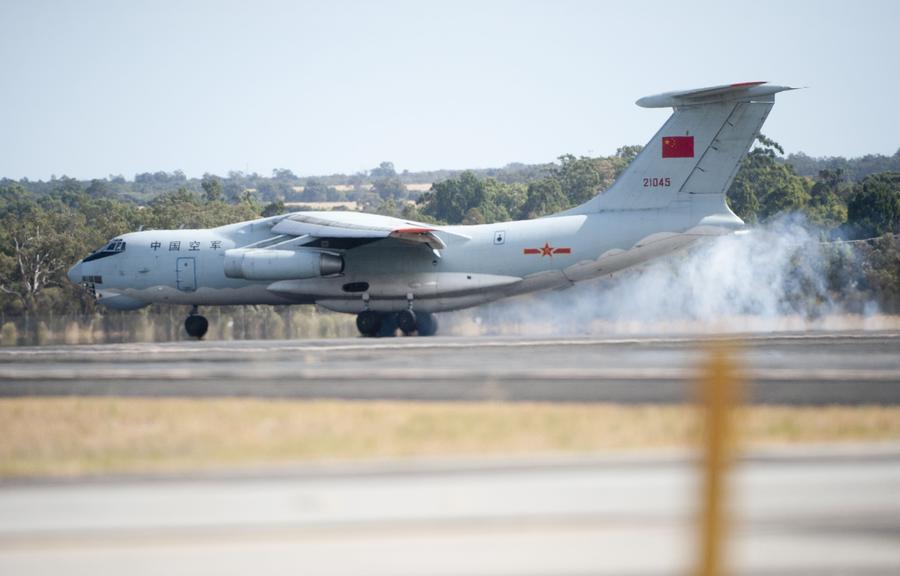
[540,242,554,257]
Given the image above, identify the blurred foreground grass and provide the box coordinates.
[2,398,899,477]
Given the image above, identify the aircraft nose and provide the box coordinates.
[67,261,82,284]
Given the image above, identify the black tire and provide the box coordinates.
[185,314,209,339]
[356,310,382,337]
[396,309,417,335]
[376,313,399,337]
[416,312,438,336]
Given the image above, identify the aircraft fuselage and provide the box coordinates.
[69,207,737,314]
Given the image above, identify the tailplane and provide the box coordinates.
[561,82,796,216]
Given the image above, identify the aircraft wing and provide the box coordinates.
[271,211,461,252]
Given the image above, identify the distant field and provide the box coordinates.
[282,198,419,213]
[283,201,360,211]
[2,398,899,477]
[290,183,432,193]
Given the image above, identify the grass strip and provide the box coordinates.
[2,398,899,477]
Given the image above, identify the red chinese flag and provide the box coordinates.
[661,136,694,158]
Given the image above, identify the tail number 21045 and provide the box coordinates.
[643,177,671,187]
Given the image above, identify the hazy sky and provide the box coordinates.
[1,0,897,180]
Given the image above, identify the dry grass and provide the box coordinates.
[1,398,899,477]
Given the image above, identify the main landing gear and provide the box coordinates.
[184,305,209,339]
[356,310,438,337]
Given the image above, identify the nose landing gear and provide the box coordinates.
[185,306,209,339]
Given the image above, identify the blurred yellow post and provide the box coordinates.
[695,342,744,576]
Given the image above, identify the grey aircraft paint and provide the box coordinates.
[67,83,795,336]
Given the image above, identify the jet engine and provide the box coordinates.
[223,248,343,280]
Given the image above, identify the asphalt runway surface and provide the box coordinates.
[0,331,898,404]
[1,444,899,575]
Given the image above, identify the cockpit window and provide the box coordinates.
[83,238,127,262]
[102,239,127,253]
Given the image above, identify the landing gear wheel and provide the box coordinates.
[376,313,398,337]
[356,310,382,337]
[396,309,417,335]
[416,312,438,337]
[185,314,209,339]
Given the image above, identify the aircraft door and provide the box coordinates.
[176,257,197,292]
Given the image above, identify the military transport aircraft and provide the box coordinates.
[67,82,795,338]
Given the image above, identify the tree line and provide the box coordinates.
[13,147,898,208]
[0,140,897,344]
[404,137,898,240]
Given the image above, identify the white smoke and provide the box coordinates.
[447,216,888,336]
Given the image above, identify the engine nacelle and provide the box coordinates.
[223,248,343,280]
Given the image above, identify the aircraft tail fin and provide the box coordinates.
[560,82,796,217]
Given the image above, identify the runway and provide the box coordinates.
[1,331,899,404]
[1,444,899,575]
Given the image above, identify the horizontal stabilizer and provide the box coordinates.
[637,82,797,108]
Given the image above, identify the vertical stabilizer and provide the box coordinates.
[560,83,795,216]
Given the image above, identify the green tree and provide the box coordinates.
[262,199,285,217]
[374,197,402,218]
[861,234,900,313]
[615,145,642,163]
[805,168,848,227]
[272,168,297,180]
[142,187,260,229]
[0,201,85,313]
[399,202,439,224]
[845,172,900,238]
[239,189,261,212]
[0,182,35,219]
[302,178,333,202]
[85,179,111,198]
[370,162,406,200]
[520,178,567,219]
[462,207,486,225]
[201,175,223,203]
[255,180,292,202]
[420,171,486,224]
[370,161,397,180]
[481,179,526,222]
[727,135,811,222]
[551,154,602,206]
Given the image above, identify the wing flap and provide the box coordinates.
[390,228,447,250]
